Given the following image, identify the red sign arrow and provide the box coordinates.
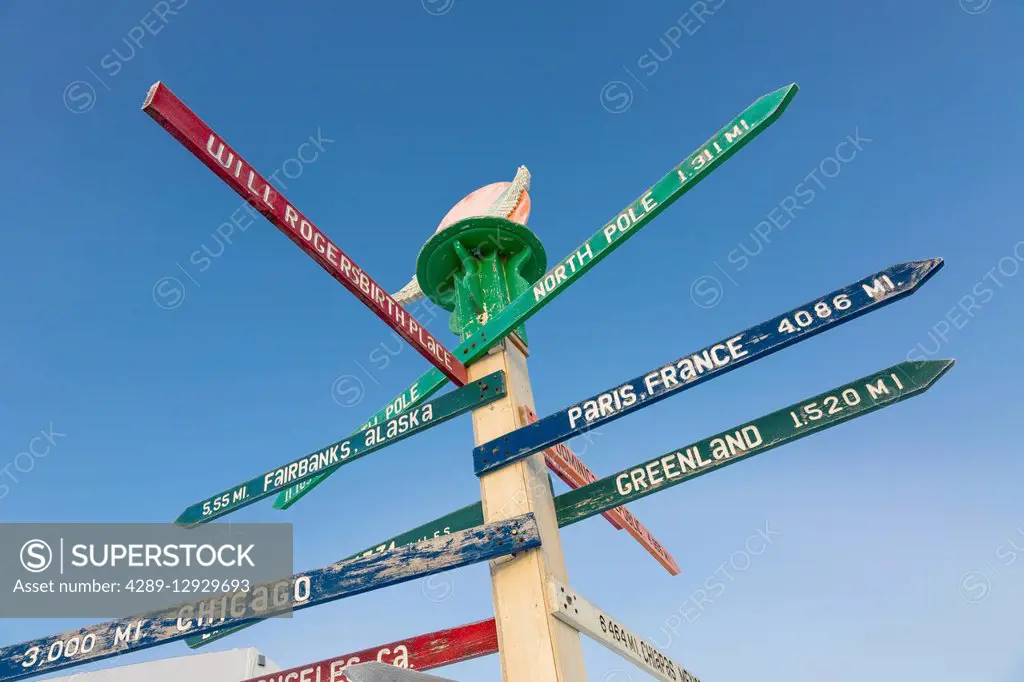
[522,407,680,576]
[142,82,468,386]
[243,619,498,682]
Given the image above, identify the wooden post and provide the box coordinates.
[470,335,587,682]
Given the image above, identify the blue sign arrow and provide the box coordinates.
[0,515,540,682]
[473,259,943,476]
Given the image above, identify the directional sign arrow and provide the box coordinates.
[142,82,468,386]
[184,358,951,650]
[556,359,954,525]
[175,371,506,526]
[273,82,800,510]
[0,514,539,682]
[474,259,944,475]
[548,579,700,682]
[242,619,498,682]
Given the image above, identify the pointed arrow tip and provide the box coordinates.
[925,358,956,387]
[898,257,945,291]
[142,81,162,110]
[899,358,955,391]
[763,82,800,114]
[916,257,945,272]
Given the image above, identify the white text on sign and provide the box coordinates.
[566,334,748,429]
[616,426,763,495]
[203,134,457,374]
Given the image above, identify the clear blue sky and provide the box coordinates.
[1,1,1022,681]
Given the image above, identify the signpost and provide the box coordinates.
[0,80,958,682]
[142,82,469,386]
[274,83,800,510]
[523,406,680,575]
[175,371,507,526]
[0,515,539,682]
[548,579,699,682]
[185,357,951,650]
[243,620,498,682]
[474,259,943,476]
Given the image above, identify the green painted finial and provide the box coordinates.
[415,215,547,343]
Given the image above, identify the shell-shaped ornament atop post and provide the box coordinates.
[393,166,547,343]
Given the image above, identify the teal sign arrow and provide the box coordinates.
[175,371,506,526]
[274,82,800,510]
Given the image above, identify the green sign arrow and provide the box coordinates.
[274,82,801,510]
[175,371,506,527]
[554,359,954,525]
[190,358,951,648]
